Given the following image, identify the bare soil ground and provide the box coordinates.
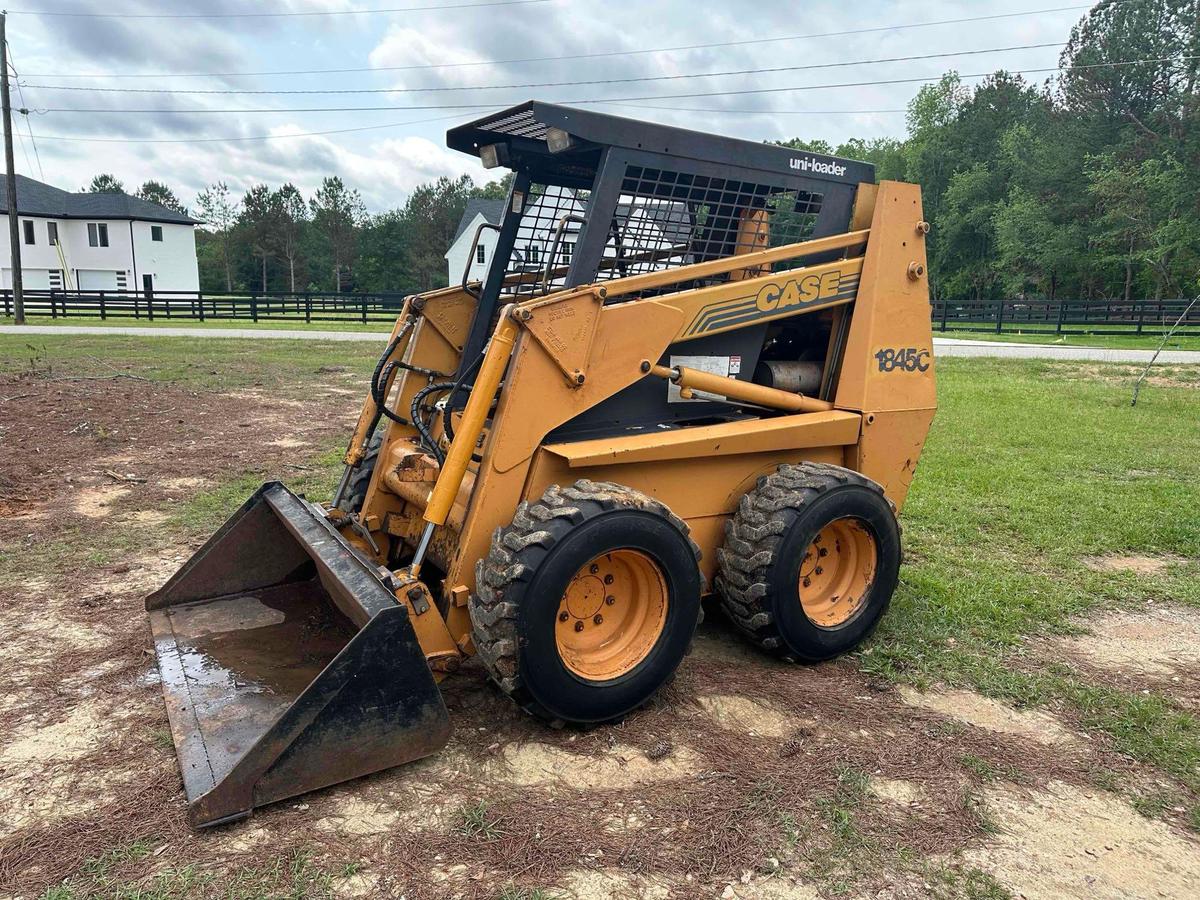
[1,355,1198,899]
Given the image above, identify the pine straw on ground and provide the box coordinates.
[0,620,1132,898]
[0,367,1173,898]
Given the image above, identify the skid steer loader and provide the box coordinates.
[146,102,936,827]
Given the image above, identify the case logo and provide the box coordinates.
[755,271,843,312]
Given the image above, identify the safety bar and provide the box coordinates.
[540,213,587,295]
[462,222,502,298]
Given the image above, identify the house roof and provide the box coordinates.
[0,174,199,224]
[451,198,506,244]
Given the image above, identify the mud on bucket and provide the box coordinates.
[145,481,450,827]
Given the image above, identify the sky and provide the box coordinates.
[4,0,1092,215]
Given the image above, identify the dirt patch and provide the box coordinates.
[1083,553,1185,576]
[124,509,170,527]
[695,695,801,738]
[1053,606,1200,677]
[560,869,672,899]
[0,705,111,765]
[1048,362,1200,390]
[72,484,131,518]
[498,741,701,790]
[899,687,1080,747]
[870,777,928,807]
[266,437,311,449]
[965,780,1200,898]
[160,476,212,492]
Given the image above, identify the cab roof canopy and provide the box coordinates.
[446,101,875,190]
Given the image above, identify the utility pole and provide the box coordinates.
[1,12,23,324]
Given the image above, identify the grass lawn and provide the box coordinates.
[1,314,392,333]
[937,327,1200,351]
[871,356,1200,791]
[0,333,381,391]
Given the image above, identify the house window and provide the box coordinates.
[47,222,58,245]
[88,223,109,247]
[527,244,540,265]
[22,220,34,245]
[151,225,163,242]
[476,243,486,265]
[561,241,572,264]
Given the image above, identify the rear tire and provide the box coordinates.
[471,480,702,725]
[342,433,382,515]
[716,463,900,661]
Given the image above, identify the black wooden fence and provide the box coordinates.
[0,289,408,324]
[931,298,1200,335]
[3,290,1198,335]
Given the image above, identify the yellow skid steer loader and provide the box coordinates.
[146,102,937,827]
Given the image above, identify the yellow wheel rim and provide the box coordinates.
[555,549,668,681]
[798,517,877,628]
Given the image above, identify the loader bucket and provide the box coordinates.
[145,482,451,827]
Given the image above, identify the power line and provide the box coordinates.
[30,54,1198,115]
[8,0,553,19]
[23,109,489,143]
[18,3,1102,80]
[7,47,45,180]
[20,41,1067,96]
[26,104,909,143]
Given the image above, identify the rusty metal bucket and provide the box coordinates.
[145,482,451,828]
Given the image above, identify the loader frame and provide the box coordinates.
[342,179,935,666]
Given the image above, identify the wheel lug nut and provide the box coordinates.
[815,566,823,575]
[605,595,616,605]
[818,547,828,557]
[559,611,569,622]
[574,621,585,632]
[589,564,600,574]
[593,614,603,625]
[803,577,811,588]
[604,574,614,584]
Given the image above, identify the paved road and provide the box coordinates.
[3,323,1199,364]
[0,323,388,342]
[932,337,1200,364]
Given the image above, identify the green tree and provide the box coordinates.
[136,180,187,215]
[272,183,308,292]
[85,173,125,193]
[195,182,239,292]
[240,184,276,293]
[400,174,476,292]
[310,177,366,291]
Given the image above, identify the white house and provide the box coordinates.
[445,198,506,287]
[0,174,200,293]
[445,190,694,288]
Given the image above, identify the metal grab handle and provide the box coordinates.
[540,213,587,295]
[462,222,501,298]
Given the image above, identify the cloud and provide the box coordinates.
[6,0,1084,213]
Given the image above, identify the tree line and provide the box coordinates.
[782,0,1199,304]
[87,0,1196,303]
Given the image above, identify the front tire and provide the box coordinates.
[470,480,702,725]
[716,463,900,661]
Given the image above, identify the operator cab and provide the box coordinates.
[446,102,874,438]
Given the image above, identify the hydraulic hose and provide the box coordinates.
[441,351,484,445]
[410,381,458,465]
[368,320,414,429]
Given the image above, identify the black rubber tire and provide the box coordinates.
[342,432,382,515]
[470,480,703,725]
[715,462,900,662]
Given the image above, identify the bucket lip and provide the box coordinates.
[144,480,452,828]
[146,481,397,626]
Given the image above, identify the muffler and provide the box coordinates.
[145,482,451,827]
